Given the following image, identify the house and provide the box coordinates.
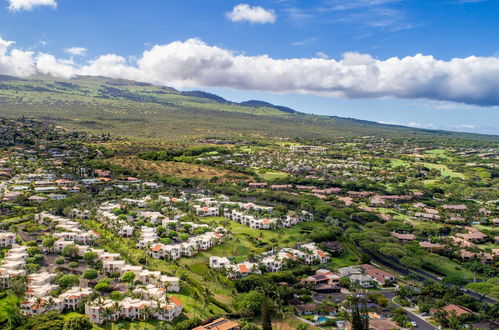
[350,274,374,288]
[209,256,231,269]
[414,212,441,220]
[103,260,126,273]
[419,241,445,252]
[260,256,283,272]
[228,262,261,279]
[193,318,240,330]
[194,205,219,217]
[248,182,267,189]
[296,303,318,315]
[360,264,396,286]
[158,275,181,292]
[391,232,416,242]
[456,227,488,243]
[28,195,48,203]
[442,204,467,211]
[118,225,134,237]
[441,304,474,317]
[302,269,340,288]
[85,296,182,324]
[270,184,292,190]
[0,232,16,247]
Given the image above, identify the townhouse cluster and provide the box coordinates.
[223,206,312,230]
[210,242,330,278]
[147,231,223,260]
[85,295,183,324]
[35,212,100,252]
[21,273,93,316]
[3,171,83,203]
[0,243,28,288]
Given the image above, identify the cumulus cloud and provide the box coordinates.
[7,0,56,11]
[1,37,499,106]
[64,47,87,56]
[226,4,276,24]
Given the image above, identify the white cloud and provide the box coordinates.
[226,4,276,24]
[316,52,329,59]
[291,37,319,46]
[7,0,56,12]
[64,47,87,56]
[1,37,499,106]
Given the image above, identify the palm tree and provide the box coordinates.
[468,259,481,283]
[46,296,56,311]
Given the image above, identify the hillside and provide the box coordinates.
[0,75,497,143]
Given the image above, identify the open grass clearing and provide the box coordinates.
[108,156,249,182]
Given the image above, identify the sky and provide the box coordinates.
[0,0,498,135]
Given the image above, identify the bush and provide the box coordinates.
[55,257,65,265]
[68,261,79,268]
[57,275,80,289]
[94,282,111,292]
[82,269,98,280]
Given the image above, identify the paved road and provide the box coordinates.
[365,248,498,304]
[382,291,437,330]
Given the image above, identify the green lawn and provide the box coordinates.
[253,168,290,181]
[424,149,453,160]
[389,159,411,167]
[0,293,19,323]
[466,278,499,300]
[419,162,465,179]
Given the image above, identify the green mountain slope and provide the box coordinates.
[0,75,497,142]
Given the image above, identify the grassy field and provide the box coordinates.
[466,278,499,300]
[419,162,465,179]
[390,159,412,167]
[254,168,290,181]
[389,158,465,179]
[108,156,249,182]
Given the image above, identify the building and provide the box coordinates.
[391,232,416,242]
[193,318,240,330]
[0,232,16,247]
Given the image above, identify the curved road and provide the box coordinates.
[382,291,437,330]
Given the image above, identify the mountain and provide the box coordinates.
[0,75,497,143]
[239,100,298,114]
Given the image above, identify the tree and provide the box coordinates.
[94,278,111,292]
[261,294,272,330]
[121,271,136,283]
[42,237,56,253]
[9,276,28,297]
[109,291,125,301]
[27,246,40,256]
[82,269,98,281]
[7,306,26,329]
[63,315,93,330]
[57,275,80,289]
[62,244,79,260]
[348,296,369,330]
[392,308,409,327]
[83,251,98,264]
[22,311,64,330]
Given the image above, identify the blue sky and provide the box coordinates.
[1,0,498,135]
